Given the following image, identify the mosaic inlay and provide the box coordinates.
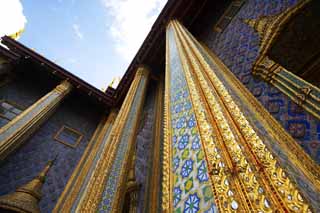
[98,76,147,212]
[202,0,320,164]
[168,27,217,212]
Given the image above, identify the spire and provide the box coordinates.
[8,27,25,40]
[242,15,277,40]
[108,76,121,89]
[0,155,57,213]
[242,0,311,52]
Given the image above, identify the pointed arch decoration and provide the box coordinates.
[244,0,320,120]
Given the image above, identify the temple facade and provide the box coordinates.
[0,0,319,212]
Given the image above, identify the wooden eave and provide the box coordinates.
[1,36,115,107]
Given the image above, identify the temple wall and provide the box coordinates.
[135,83,157,212]
[201,0,320,163]
[0,94,102,212]
[0,73,51,109]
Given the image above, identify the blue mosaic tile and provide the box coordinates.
[202,0,320,163]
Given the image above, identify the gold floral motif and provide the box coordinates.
[173,20,271,212]
[171,20,244,212]
[77,67,149,212]
[202,43,320,193]
[170,20,314,212]
[254,56,320,119]
[162,26,173,212]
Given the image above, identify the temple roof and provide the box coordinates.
[0,0,230,109]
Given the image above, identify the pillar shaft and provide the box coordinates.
[162,20,318,212]
[77,66,149,212]
[53,110,117,212]
[0,80,72,161]
[145,79,163,211]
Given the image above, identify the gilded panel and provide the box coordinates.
[165,27,217,212]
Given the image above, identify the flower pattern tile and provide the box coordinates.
[168,28,217,212]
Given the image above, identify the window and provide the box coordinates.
[0,100,24,128]
[54,125,83,148]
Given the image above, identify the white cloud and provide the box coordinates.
[72,24,83,39]
[102,0,167,62]
[0,0,27,39]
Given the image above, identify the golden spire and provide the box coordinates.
[0,156,57,213]
[108,76,121,89]
[242,0,311,52]
[8,27,25,40]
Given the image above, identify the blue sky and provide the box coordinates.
[0,0,166,90]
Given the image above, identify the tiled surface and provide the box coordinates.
[135,84,157,212]
[98,76,148,212]
[202,0,320,163]
[0,75,50,109]
[0,95,102,212]
[168,27,217,213]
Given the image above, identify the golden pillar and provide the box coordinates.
[53,110,118,212]
[145,78,163,211]
[162,20,319,212]
[0,80,72,160]
[123,153,140,213]
[77,66,150,212]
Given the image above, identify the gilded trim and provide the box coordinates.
[110,68,149,212]
[53,125,84,148]
[146,77,164,211]
[171,19,314,212]
[200,41,320,209]
[161,24,173,212]
[77,66,149,212]
[52,110,117,212]
[173,20,257,212]
[0,80,72,161]
[244,0,320,120]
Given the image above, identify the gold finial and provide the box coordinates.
[108,76,121,89]
[242,16,275,39]
[8,27,25,40]
[0,155,58,213]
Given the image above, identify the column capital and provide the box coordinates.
[54,80,73,94]
[0,80,72,161]
[135,65,150,78]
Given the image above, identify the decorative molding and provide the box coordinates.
[52,110,117,212]
[255,56,320,120]
[243,0,320,119]
[0,80,72,161]
[161,25,173,212]
[76,66,149,212]
[200,43,320,207]
[53,125,83,148]
[167,19,315,212]
[146,76,164,211]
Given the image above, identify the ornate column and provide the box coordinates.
[162,20,319,212]
[124,153,140,213]
[145,78,163,211]
[0,80,72,161]
[53,110,118,212]
[77,66,150,212]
